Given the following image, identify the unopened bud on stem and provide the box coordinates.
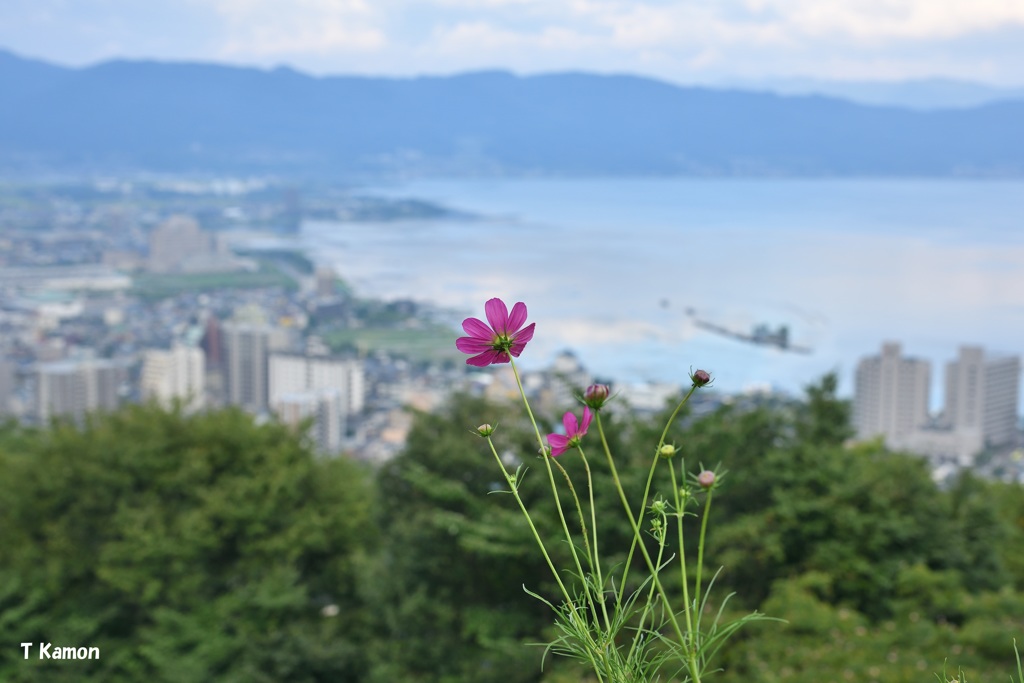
[690,369,712,388]
[583,383,611,410]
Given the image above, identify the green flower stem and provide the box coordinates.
[595,413,698,683]
[551,455,602,626]
[508,357,546,453]
[615,384,698,612]
[625,507,669,667]
[614,437,661,614]
[484,436,573,607]
[669,459,697,639]
[508,359,579,574]
[669,463,706,683]
[551,456,592,566]
[694,487,714,627]
[508,359,601,644]
[578,445,611,631]
[486,436,606,682]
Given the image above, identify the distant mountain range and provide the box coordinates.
[723,77,1024,110]
[1,49,1023,178]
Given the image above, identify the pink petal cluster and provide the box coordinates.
[455,298,536,367]
[547,407,593,457]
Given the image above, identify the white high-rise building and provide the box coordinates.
[141,344,206,412]
[269,354,365,417]
[272,390,343,454]
[853,342,931,443]
[854,342,1021,466]
[945,346,1021,449]
[36,359,126,423]
[268,354,365,451]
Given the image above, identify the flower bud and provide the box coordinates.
[475,423,495,437]
[583,383,611,409]
[697,470,716,489]
[690,369,711,388]
[658,444,678,459]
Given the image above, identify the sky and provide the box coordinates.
[2,0,1024,87]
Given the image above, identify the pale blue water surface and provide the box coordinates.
[299,178,1024,410]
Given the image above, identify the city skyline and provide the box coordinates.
[853,341,1021,469]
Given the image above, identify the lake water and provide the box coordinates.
[298,178,1024,411]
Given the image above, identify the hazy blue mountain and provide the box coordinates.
[726,76,1024,110]
[1,49,1022,177]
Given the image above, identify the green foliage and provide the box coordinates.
[366,395,556,683]
[130,264,297,300]
[366,376,1024,682]
[2,375,1023,682]
[0,404,372,682]
[722,572,1024,683]
[986,481,1024,591]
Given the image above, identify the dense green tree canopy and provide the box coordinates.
[0,405,373,682]
[1,376,1022,683]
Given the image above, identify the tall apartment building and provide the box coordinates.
[854,342,1021,464]
[945,346,1021,448]
[141,344,206,412]
[148,215,211,273]
[272,390,343,454]
[223,323,290,414]
[36,359,126,423]
[0,359,14,416]
[853,342,931,443]
[201,315,225,370]
[268,354,365,417]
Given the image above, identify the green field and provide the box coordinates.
[131,264,297,300]
[322,324,460,363]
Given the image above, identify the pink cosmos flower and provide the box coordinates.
[455,298,536,367]
[547,406,593,457]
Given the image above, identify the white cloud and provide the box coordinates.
[209,0,387,57]
[431,20,597,53]
[4,0,1024,84]
[546,0,1024,50]
[774,0,1024,42]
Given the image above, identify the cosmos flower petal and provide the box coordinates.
[547,434,570,457]
[456,337,493,353]
[513,322,536,345]
[580,406,593,435]
[507,302,528,334]
[466,349,504,367]
[485,298,510,335]
[462,317,494,339]
[563,411,579,437]
[509,341,527,357]
[547,434,569,448]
